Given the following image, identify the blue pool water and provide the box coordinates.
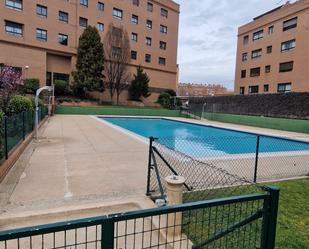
[102,118,309,156]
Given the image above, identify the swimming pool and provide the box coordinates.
[101,117,309,156]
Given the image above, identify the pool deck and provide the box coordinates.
[0,115,308,229]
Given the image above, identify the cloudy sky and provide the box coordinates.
[174,0,294,89]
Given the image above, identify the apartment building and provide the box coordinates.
[0,0,179,104]
[178,83,230,97]
[234,0,309,95]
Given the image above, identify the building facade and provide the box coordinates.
[178,83,231,96]
[0,0,179,104]
[234,0,309,95]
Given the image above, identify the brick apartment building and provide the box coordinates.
[178,83,230,97]
[235,0,309,95]
[0,0,179,104]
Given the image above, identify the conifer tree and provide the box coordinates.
[129,66,151,101]
[72,26,104,97]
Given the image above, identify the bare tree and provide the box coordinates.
[104,24,131,105]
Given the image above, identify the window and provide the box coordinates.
[281,39,295,52]
[250,67,260,77]
[265,65,271,73]
[253,30,263,41]
[160,41,167,50]
[146,37,152,46]
[80,0,88,7]
[160,25,167,34]
[251,49,262,59]
[147,2,153,12]
[112,47,121,59]
[6,0,22,11]
[240,87,245,95]
[267,46,272,54]
[132,15,138,24]
[283,17,297,31]
[36,5,47,17]
[264,84,269,92]
[59,11,68,23]
[278,83,291,93]
[132,0,139,6]
[146,20,152,29]
[161,8,168,18]
[249,85,259,94]
[97,2,104,11]
[159,57,166,65]
[145,54,151,63]
[53,73,69,84]
[279,61,293,72]
[241,70,246,78]
[79,17,88,28]
[113,8,123,19]
[131,51,137,60]
[131,32,138,42]
[112,27,122,37]
[5,21,23,36]
[268,26,274,34]
[243,35,249,45]
[36,28,47,41]
[242,53,248,62]
[58,33,68,45]
[97,22,104,32]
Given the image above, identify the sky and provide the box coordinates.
[174,0,294,89]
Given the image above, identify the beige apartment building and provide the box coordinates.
[0,0,179,104]
[235,0,309,95]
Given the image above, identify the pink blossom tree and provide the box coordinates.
[0,64,24,113]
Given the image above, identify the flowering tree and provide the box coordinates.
[0,64,24,113]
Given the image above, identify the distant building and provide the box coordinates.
[235,0,309,95]
[178,83,231,96]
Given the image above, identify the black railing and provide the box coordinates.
[0,107,48,161]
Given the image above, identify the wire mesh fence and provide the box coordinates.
[0,106,48,161]
[147,135,308,203]
[0,189,279,249]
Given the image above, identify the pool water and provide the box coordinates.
[102,118,309,156]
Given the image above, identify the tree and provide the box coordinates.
[104,24,131,105]
[0,64,24,113]
[129,66,151,101]
[72,26,104,97]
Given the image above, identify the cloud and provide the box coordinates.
[174,0,290,89]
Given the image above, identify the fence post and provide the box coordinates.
[4,116,8,160]
[146,137,154,196]
[22,112,25,140]
[261,186,280,249]
[101,219,114,249]
[254,135,260,183]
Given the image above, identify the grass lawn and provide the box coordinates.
[203,112,309,134]
[273,179,309,249]
[55,105,183,117]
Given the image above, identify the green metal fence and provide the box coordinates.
[0,187,279,249]
[0,107,48,161]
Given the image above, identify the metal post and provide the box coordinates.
[101,219,114,249]
[4,116,8,160]
[146,137,154,196]
[261,186,280,249]
[22,112,25,140]
[254,135,260,183]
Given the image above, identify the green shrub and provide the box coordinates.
[7,95,34,115]
[157,92,172,109]
[24,78,40,94]
[54,80,68,95]
[164,89,177,97]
